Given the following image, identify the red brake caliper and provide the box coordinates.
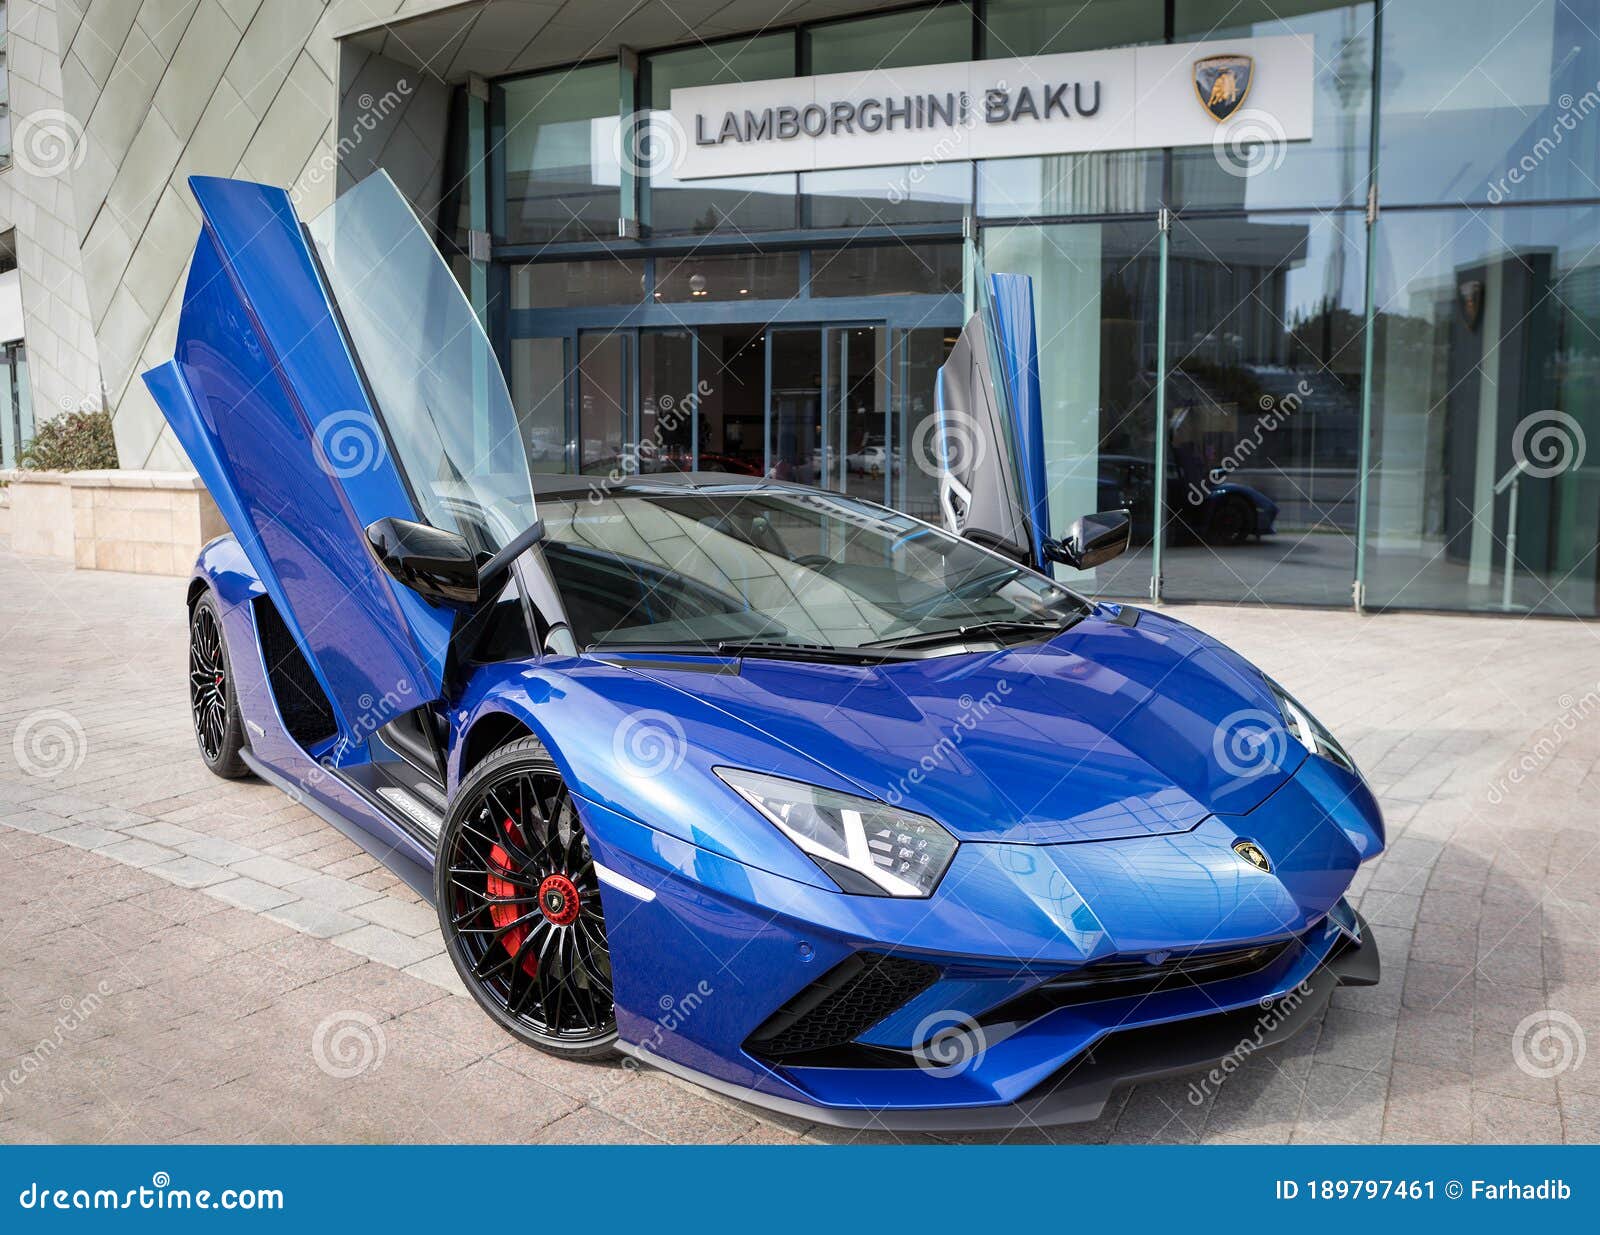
[487,821,539,979]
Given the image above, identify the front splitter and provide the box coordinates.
[619,918,1379,1132]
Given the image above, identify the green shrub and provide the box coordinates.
[18,409,120,471]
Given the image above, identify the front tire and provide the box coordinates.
[189,590,248,778]
[436,737,618,1060]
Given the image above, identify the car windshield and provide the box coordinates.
[307,172,535,555]
[540,488,1086,654]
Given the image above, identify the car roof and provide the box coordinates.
[530,472,813,502]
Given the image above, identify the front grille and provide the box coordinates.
[746,952,941,1062]
[985,940,1291,1028]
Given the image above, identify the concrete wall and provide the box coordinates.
[0,0,105,424]
[0,0,467,473]
[0,0,892,481]
[60,0,349,471]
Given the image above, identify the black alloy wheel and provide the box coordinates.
[436,737,618,1059]
[188,590,248,778]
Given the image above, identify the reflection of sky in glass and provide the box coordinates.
[1382,0,1555,112]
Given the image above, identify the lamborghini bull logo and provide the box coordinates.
[1194,53,1254,122]
[1232,839,1273,872]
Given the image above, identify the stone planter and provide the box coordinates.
[4,469,226,576]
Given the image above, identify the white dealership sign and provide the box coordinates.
[670,36,1313,179]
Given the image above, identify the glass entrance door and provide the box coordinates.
[509,336,569,472]
[697,325,767,476]
[577,330,629,475]
[639,328,694,472]
[828,326,890,503]
[769,328,823,486]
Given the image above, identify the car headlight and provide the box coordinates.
[715,768,958,897]
[1265,677,1357,775]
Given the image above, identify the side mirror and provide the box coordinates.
[365,517,480,608]
[1049,509,1131,571]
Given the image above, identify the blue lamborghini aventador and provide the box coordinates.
[145,171,1383,1129]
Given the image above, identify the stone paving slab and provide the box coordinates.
[0,544,1596,1143]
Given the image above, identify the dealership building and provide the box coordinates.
[0,0,1596,618]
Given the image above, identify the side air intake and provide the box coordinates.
[252,596,337,748]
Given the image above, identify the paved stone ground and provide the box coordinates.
[0,543,1596,1144]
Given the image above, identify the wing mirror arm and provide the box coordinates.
[476,517,545,595]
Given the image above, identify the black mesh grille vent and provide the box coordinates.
[746,952,940,1061]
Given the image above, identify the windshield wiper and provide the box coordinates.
[589,640,910,665]
[714,639,913,664]
[865,616,1082,651]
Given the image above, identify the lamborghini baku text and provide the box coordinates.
[146,172,1382,1129]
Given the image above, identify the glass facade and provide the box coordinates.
[655,252,800,303]
[1379,0,1600,207]
[480,0,1600,617]
[1,341,31,470]
[0,226,23,469]
[801,6,974,227]
[983,219,1164,597]
[811,244,963,298]
[1162,213,1367,605]
[1366,205,1600,616]
[978,0,1164,218]
[498,63,620,245]
[643,36,797,234]
[1170,1,1374,212]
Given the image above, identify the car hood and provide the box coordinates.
[615,608,1304,844]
